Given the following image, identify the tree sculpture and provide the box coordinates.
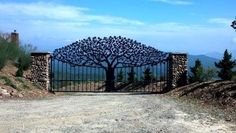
[53,36,168,91]
[231,17,236,31]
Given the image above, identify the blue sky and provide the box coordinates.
[0,0,235,56]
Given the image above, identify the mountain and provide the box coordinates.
[205,50,236,60]
[188,54,219,69]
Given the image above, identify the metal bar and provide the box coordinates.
[82,66,84,92]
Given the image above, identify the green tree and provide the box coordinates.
[215,49,236,80]
[117,70,124,82]
[128,67,135,83]
[189,59,204,83]
[203,68,217,81]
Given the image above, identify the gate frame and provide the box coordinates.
[28,52,187,93]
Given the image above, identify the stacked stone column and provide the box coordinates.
[29,52,51,90]
[168,53,188,89]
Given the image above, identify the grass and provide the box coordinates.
[0,76,17,89]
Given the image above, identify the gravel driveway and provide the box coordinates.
[0,94,235,133]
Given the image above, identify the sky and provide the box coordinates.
[0,0,235,56]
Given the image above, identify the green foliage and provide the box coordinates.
[202,68,217,81]
[0,76,17,89]
[128,67,135,83]
[215,49,236,80]
[16,58,24,77]
[0,36,20,70]
[0,33,36,71]
[189,59,204,83]
[17,44,36,70]
[117,70,124,82]
[143,67,152,83]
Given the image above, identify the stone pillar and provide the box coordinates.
[29,52,51,90]
[168,53,188,89]
[10,30,19,45]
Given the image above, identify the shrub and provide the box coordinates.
[0,37,20,70]
[16,58,24,77]
[0,76,17,89]
[17,44,36,70]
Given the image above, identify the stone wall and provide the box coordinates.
[28,52,51,90]
[168,53,188,89]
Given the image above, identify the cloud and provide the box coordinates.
[151,0,193,5]
[208,18,232,25]
[0,2,144,26]
[233,37,236,43]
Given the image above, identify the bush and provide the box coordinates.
[15,58,24,77]
[0,33,36,71]
[0,76,17,89]
[17,44,36,70]
[0,37,20,70]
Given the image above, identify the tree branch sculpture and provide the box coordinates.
[53,36,168,91]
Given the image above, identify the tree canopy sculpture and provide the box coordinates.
[231,17,236,31]
[53,36,168,91]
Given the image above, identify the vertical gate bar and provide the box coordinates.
[156,63,158,91]
[160,62,162,92]
[74,66,75,91]
[61,62,63,91]
[82,66,84,92]
[70,65,71,92]
[77,66,80,91]
[85,67,88,92]
[89,67,92,92]
[94,67,96,92]
[50,58,53,91]
[152,65,154,92]
[98,68,101,92]
[57,60,59,91]
[79,66,80,91]
[65,63,68,92]
[51,58,55,91]
[141,66,143,92]
[164,62,166,90]
[102,68,105,92]
[167,60,169,88]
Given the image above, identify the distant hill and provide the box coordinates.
[188,54,219,69]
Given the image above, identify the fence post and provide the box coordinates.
[168,53,188,89]
[28,52,51,91]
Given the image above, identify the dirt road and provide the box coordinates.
[0,94,235,133]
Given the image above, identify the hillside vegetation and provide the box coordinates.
[0,33,53,99]
[0,61,53,99]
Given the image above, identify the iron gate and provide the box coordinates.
[49,36,170,93]
[50,58,169,92]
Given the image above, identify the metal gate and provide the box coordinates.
[49,36,170,93]
[50,58,169,93]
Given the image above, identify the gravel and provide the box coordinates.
[0,94,235,133]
